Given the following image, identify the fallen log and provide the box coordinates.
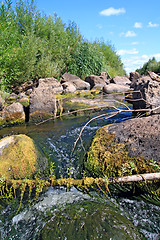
[4,172,160,189]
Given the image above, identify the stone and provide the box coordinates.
[129,72,141,82]
[38,78,63,93]
[107,114,160,163]
[61,73,90,91]
[0,102,25,125]
[103,84,130,94]
[62,82,77,93]
[0,134,48,180]
[110,76,131,85]
[85,75,107,89]
[148,71,160,82]
[30,78,60,120]
[60,73,80,83]
[126,72,160,112]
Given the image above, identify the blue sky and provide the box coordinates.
[33,1,160,74]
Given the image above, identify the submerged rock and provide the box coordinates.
[0,134,48,180]
[38,201,143,240]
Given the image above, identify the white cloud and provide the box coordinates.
[117,48,139,55]
[99,7,126,16]
[131,41,139,45]
[121,53,160,74]
[125,31,136,37]
[134,22,142,28]
[120,31,137,37]
[148,21,159,28]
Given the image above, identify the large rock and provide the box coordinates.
[103,84,130,94]
[0,134,48,180]
[38,77,63,93]
[129,72,140,82]
[108,115,160,163]
[126,72,160,112]
[30,78,61,120]
[110,76,131,85]
[62,82,77,93]
[85,75,107,89]
[61,73,90,91]
[0,102,25,125]
[60,73,80,83]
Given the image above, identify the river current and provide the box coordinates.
[0,109,159,240]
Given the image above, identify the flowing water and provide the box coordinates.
[0,109,159,240]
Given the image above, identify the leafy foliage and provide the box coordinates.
[0,0,126,91]
[136,57,160,75]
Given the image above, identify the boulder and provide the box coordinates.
[126,72,160,112]
[107,114,160,163]
[62,82,77,93]
[0,134,48,180]
[110,76,131,85]
[61,73,90,91]
[103,84,130,94]
[60,73,80,83]
[30,78,61,120]
[0,102,25,125]
[85,75,107,89]
[38,77,63,93]
[129,72,140,82]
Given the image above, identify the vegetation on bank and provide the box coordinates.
[136,57,160,75]
[0,0,126,92]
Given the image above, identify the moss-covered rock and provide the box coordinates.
[38,201,144,240]
[0,134,48,180]
[0,102,25,127]
[86,126,156,178]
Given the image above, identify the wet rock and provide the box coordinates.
[108,114,160,163]
[103,83,130,94]
[0,102,25,125]
[0,134,48,180]
[38,201,143,240]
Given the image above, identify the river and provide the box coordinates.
[0,109,159,240]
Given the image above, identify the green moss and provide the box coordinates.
[19,97,30,107]
[0,134,46,180]
[0,114,25,128]
[85,126,156,178]
[38,201,144,240]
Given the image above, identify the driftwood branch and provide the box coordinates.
[5,172,160,190]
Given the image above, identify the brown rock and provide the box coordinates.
[61,73,90,91]
[85,75,107,89]
[110,76,131,85]
[103,84,130,94]
[30,78,58,118]
[107,115,160,163]
[1,102,25,123]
